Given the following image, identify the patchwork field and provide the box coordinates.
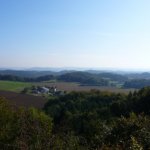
[0,80,136,109]
[0,80,136,94]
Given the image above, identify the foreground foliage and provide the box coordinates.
[1,87,150,149]
[0,98,53,149]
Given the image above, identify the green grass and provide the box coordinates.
[0,80,32,92]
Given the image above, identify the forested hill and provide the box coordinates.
[58,72,128,82]
[0,70,63,78]
[1,70,150,88]
[57,72,109,85]
[0,71,127,86]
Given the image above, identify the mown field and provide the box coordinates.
[0,80,31,92]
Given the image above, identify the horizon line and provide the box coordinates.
[0,66,150,72]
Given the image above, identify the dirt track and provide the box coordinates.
[0,91,47,109]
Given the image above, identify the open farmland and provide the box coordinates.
[0,90,47,109]
[0,80,31,92]
[0,80,136,94]
[33,81,136,94]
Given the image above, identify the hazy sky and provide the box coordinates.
[1,0,150,70]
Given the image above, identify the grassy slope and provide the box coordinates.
[0,80,31,92]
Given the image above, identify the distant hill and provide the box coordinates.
[97,72,128,82]
[0,70,74,78]
[126,72,150,79]
[0,70,127,86]
[2,70,150,88]
[58,71,108,85]
[57,71,127,86]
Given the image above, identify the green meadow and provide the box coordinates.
[0,80,31,92]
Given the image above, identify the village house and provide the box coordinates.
[32,86,57,95]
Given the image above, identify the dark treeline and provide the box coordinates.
[1,87,150,149]
[124,79,150,89]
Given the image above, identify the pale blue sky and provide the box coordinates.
[1,0,150,69]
